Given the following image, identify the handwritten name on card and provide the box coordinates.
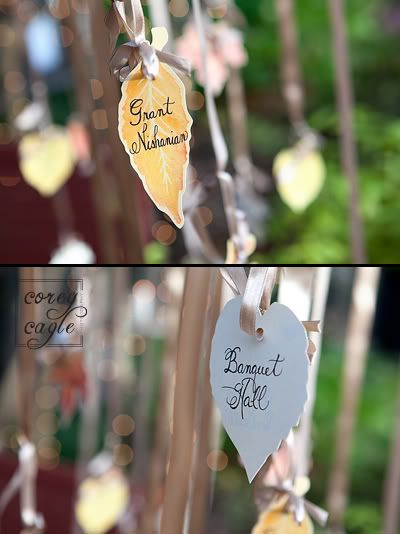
[119,63,192,228]
[210,299,309,481]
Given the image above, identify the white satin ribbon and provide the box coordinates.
[192,0,250,263]
[264,478,329,527]
[240,267,279,338]
[0,439,44,532]
[220,267,278,337]
[220,267,319,357]
[220,266,247,296]
[107,0,191,80]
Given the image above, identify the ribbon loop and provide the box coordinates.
[219,267,248,296]
[260,267,279,312]
[240,267,278,338]
[139,41,159,79]
[114,0,145,43]
[107,0,191,82]
[302,320,320,332]
[218,172,250,263]
[220,268,318,358]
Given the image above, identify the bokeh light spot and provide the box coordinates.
[113,444,134,466]
[156,282,170,303]
[154,222,176,246]
[90,79,104,100]
[92,109,108,130]
[49,1,70,19]
[169,0,189,18]
[35,385,59,410]
[112,414,135,436]
[197,206,213,226]
[206,449,228,471]
[188,90,204,111]
[207,5,228,18]
[36,411,58,435]
[125,334,146,356]
[132,279,156,302]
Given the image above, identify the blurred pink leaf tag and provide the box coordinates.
[176,21,248,96]
[210,299,309,482]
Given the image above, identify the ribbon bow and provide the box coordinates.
[106,0,191,81]
[256,476,329,527]
[0,437,45,532]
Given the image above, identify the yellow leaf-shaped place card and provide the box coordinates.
[252,496,314,534]
[75,468,129,534]
[118,29,192,228]
[18,126,75,196]
[252,509,313,534]
[273,147,325,213]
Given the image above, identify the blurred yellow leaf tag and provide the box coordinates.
[118,28,192,228]
[75,468,129,534]
[18,126,75,196]
[273,147,325,213]
[252,509,313,534]
[252,496,314,534]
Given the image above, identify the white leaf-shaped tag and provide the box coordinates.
[210,298,309,482]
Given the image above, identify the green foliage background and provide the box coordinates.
[234,0,400,263]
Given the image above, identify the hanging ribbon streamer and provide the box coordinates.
[0,272,44,532]
[328,0,366,263]
[192,0,249,263]
[220,267,319,358]
[220,266,248,296]
[275,0,319,146]
[273,0,326,213]
[191,0,228,171]
[275,0,305,134]
[294,268,331,478]
[0,439,45,533]
[106,0,191,81]
[275,0,322,148]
